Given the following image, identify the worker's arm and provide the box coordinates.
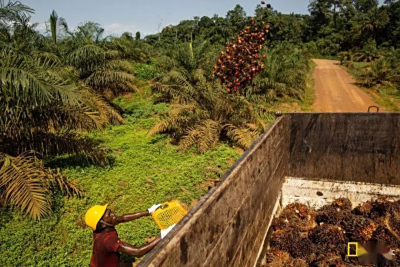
[116,204,161,224]
[117,238,161,257]
[117,211,150,223]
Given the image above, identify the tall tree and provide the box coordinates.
[226,4,247,34]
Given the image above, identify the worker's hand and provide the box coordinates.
[147,204,161,214]
[161,224,176,239]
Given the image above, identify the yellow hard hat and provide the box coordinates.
[85,204,108,231]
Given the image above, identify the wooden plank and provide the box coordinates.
[288,113,400,185]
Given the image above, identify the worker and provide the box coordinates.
[85,204,175,267]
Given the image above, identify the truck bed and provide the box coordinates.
[139,113,400,267]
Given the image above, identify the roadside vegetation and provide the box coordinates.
[340,43,400,111]
[2,0,400,265]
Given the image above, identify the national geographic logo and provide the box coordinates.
[347,242,395,265]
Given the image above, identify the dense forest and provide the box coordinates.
[0,0,400,265]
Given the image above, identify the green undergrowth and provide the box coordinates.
[0,87,240,266]
[342,63,400,111]
[264,60,316,113]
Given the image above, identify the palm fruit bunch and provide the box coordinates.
[214,16,270,93]
[316,204,349,225]
[272,202,316,231]
[352,198,400,220]
[310,253,347,266]
[331,198,353,212]
[309,224,348,255]
[341,214,377,242]
[270,228,316,261]
[372,225,400,248]
[263,250,308,267]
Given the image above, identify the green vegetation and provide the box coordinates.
[342,56,400,111]
[9,0,400,265]
[0,89,241,266]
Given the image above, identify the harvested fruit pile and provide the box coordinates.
[214,2,271,94]
[263,198,400,266]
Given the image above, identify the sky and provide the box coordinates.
[24,0,312,37]
[25,0,385,37]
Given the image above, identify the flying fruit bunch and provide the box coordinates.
[213,16,270,93]
[261,1,272,9]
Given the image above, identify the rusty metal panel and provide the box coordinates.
[288,113,400,185]
[139,116,290,267]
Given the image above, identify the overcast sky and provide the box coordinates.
[25,0,385,37]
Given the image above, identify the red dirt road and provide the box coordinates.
[313,59,379,112]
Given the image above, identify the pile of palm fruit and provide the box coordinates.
[214,1,271,93]
[262,198,400,266]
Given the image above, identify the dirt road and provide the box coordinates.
[313,59,379,112]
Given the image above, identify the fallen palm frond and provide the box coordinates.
[0,152,83,219]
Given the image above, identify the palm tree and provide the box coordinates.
[359,7,389,40]
[48,10,68,44]
[60,22,138,98]
[353,40,383,62]
[247,43,310,102]
[150,76,264,153]
[150,47,265,153]
[0,45,111,218]
[0,0,33,23]
[338,51,352,65]
[358,58,395,87]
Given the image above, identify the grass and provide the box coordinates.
[0,87,241,266]
[312,55,339,61]
[341,62,400,112]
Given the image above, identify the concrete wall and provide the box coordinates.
[288,113,400,185]
[138,116,290,267]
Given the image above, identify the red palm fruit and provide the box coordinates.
[233,87,237,91]
[227,89,231,93]
[227,82,233,87]
[262,21,265,25]
[262,54,266,58]
[246,26,251,30]
[213,65,217,69]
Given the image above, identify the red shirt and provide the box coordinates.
[90,229,121,267]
